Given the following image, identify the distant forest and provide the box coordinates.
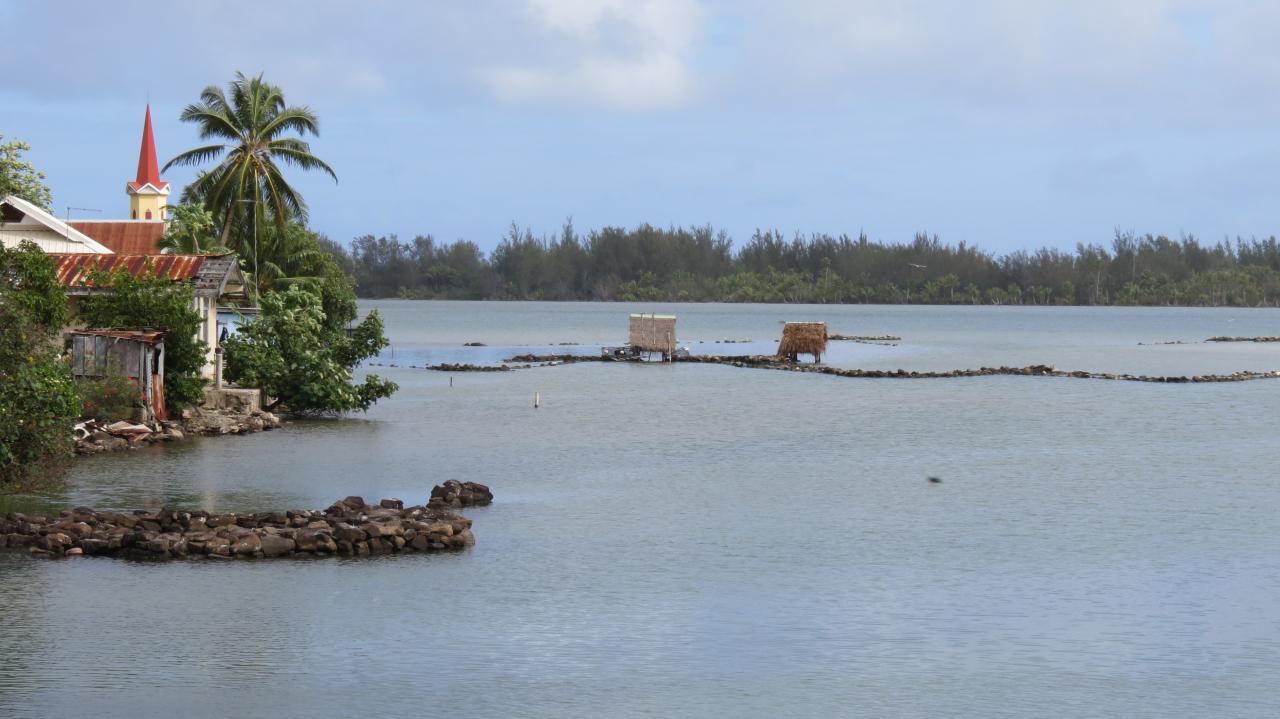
[319,222,1280,306]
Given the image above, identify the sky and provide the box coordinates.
[4,0,1280,255]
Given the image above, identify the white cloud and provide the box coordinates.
[730,0,1196,105]
[484,0,703,109]
[11,1,1280,123]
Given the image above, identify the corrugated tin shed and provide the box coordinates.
[68,221,166,254]
[50,253,248,299]
[68,329,167,421]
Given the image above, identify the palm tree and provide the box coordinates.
[253,222,339,292]
[163,72,337,252]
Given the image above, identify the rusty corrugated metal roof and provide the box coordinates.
[68,329,166,344]
[50,253,246,298]
[68,221,166,254]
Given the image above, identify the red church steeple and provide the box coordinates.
[128,104,169,192]
[126,104,170,220]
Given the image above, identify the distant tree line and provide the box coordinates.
[324,222,1280,306]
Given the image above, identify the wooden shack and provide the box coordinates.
[777,322,827,363]
[629,313,678,360]
[69,329,166,421]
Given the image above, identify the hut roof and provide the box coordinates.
[777,321,828,360]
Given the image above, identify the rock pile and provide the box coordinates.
[0,489,490,560]
[827,334,902,342]
[1207,336,1280,343]
[426,363,519,372]
[503,353,605,364]
[430,480,494,508]
[75,406,281,455]
[675,354,1280,383]
[181,405,281,436]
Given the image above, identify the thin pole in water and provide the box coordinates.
[450,376,453,387]
[534,391,540,409]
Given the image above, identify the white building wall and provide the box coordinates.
[0,227,114,254]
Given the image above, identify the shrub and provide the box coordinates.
[223,286,396,414]
[1,243,79,488]
[74,374,142,421]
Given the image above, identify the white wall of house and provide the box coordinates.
[194,295,220,379]
[1,196,114,253]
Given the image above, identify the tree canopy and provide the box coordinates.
[327,223,1280,307]
[223,286,395,414]
[0,135,53,209]
[164,71,337,252]
[159,204,226,254]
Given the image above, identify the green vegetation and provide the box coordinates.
[0,135,53,209]
[161,73,394,415]
[78,264,208,409]
[332,224,1280,306]
[159,204,226,254]
[0,243,79,488]
[75,375,141,421]
[222,286,396,414]
[163,71,337,253]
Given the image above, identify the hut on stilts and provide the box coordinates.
[613,313,678,361]
[777,322,828,363]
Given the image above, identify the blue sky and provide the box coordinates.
[4,0,1280,254]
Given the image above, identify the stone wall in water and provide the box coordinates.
[0,483,493,560]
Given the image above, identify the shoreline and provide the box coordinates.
[74,405,282,456]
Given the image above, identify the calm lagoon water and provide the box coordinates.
[2,301,1279,718]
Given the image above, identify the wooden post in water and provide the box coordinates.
[534,391,540,409]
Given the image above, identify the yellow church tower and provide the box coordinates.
[126,104,170,220]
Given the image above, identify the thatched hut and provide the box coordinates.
[629,313,677,359]
[777,322,827,363]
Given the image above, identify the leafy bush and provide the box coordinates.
[1,243,78,488]
[223,286,396,414]
[74,374,142,421]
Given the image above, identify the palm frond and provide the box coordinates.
[162,143,227,171]
[269,146,338,182]
[260,107,320,139]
